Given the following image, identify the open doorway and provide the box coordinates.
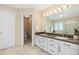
[24,14,32,45]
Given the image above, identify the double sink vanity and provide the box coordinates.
[34,32,79,55]
[34,5,79,55]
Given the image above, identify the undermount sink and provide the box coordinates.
[55,37,68,40]
[40,34,68,40]
[40,34,48,36]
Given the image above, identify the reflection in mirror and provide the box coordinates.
[44,17,79,35]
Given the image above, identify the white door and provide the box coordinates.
[0,10,15,49]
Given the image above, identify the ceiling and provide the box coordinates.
[5,4,51,10]
[4,4,79,19]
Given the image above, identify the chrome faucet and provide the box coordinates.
[62,33,64,37]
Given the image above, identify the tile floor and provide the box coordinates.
[0,41,49,55]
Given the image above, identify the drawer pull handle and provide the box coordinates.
[50,40,54,42]
[64,43,71,46]
[50,50,55,52]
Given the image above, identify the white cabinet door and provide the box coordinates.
[40,37,48,51]
[47,38,59,55]
[35,36,40,46]
[59,41,79,55]
[59,46,78,55]
[35,36,48,51]
[0,10,15,49]
[35,35,42,48]
[59,41,79,50]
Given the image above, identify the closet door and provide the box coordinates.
[0,10,15,49]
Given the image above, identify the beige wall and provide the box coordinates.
[33,9,43,32]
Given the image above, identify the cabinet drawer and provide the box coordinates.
[39,36,48,44]
[59,41,79,50]
[48,38,59,47]
[48,43,57,49]
[48,38,58,43]
[48,46,58,51]
[48,47,58,55]
[35,35,41,39]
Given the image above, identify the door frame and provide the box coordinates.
[21,13,35,46]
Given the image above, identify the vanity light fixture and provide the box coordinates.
[43,5,70,17]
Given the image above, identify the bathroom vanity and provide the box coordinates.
[34,33,79,55]
[34,5,79,55]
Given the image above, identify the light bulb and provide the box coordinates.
[47,12,48,14]
[49,10,54,16]
[53,9,57,14]
[49,10,53,14]
[57,7,63,12]
[58,8,61,11]
[43,13,46,16]
[63,5,67,9]
[46,12,48,16]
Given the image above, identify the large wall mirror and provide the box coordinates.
[44,5,79,35]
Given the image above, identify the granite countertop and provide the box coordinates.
[35,33,79,45]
